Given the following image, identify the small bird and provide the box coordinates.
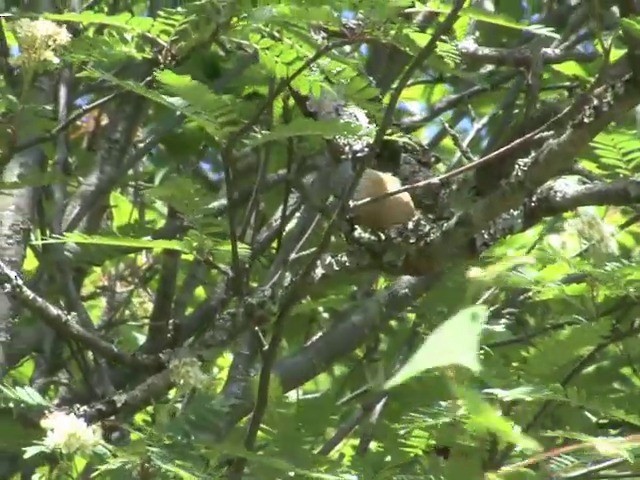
[352,168,416,230]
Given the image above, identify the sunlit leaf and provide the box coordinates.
[384,305,488,389]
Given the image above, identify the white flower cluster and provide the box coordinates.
[12,18,71,69]
[169,356,208,389]
[40,410,102,455]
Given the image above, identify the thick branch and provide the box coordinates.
[410,59,640,275]
[459,42,599,68]
[524,178,640,227]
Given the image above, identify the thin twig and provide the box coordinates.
[11,91,120,156]
[375,0,466,150]
[0,259,160,369]
[441,119,477,163]
[220,38,361,295]
[223,38,357,153]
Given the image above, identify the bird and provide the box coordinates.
[352,168,416,230]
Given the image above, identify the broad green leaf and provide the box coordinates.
[384,305,488,389]
[551,61,591,80]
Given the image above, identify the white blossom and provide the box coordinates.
[12,18,71,69]
[40,410,102,455]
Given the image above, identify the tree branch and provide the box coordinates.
[0,259,161,370]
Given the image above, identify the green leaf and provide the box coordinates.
[551,61,591,80]
[34,232,250,263]
[384,305,488,389]
[409,3,560,38]
[245,117,361,148]
[45,12,154,31]
[34,233,188,252]
[458,387,541,452]
[210,442,348,480]
[0,410,43,450]
[110,191,138,232]
[84,68,241,143]
[0,384,50,408]
[621,17,640,40]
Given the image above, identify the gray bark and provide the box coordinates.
[0,148,43,375]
